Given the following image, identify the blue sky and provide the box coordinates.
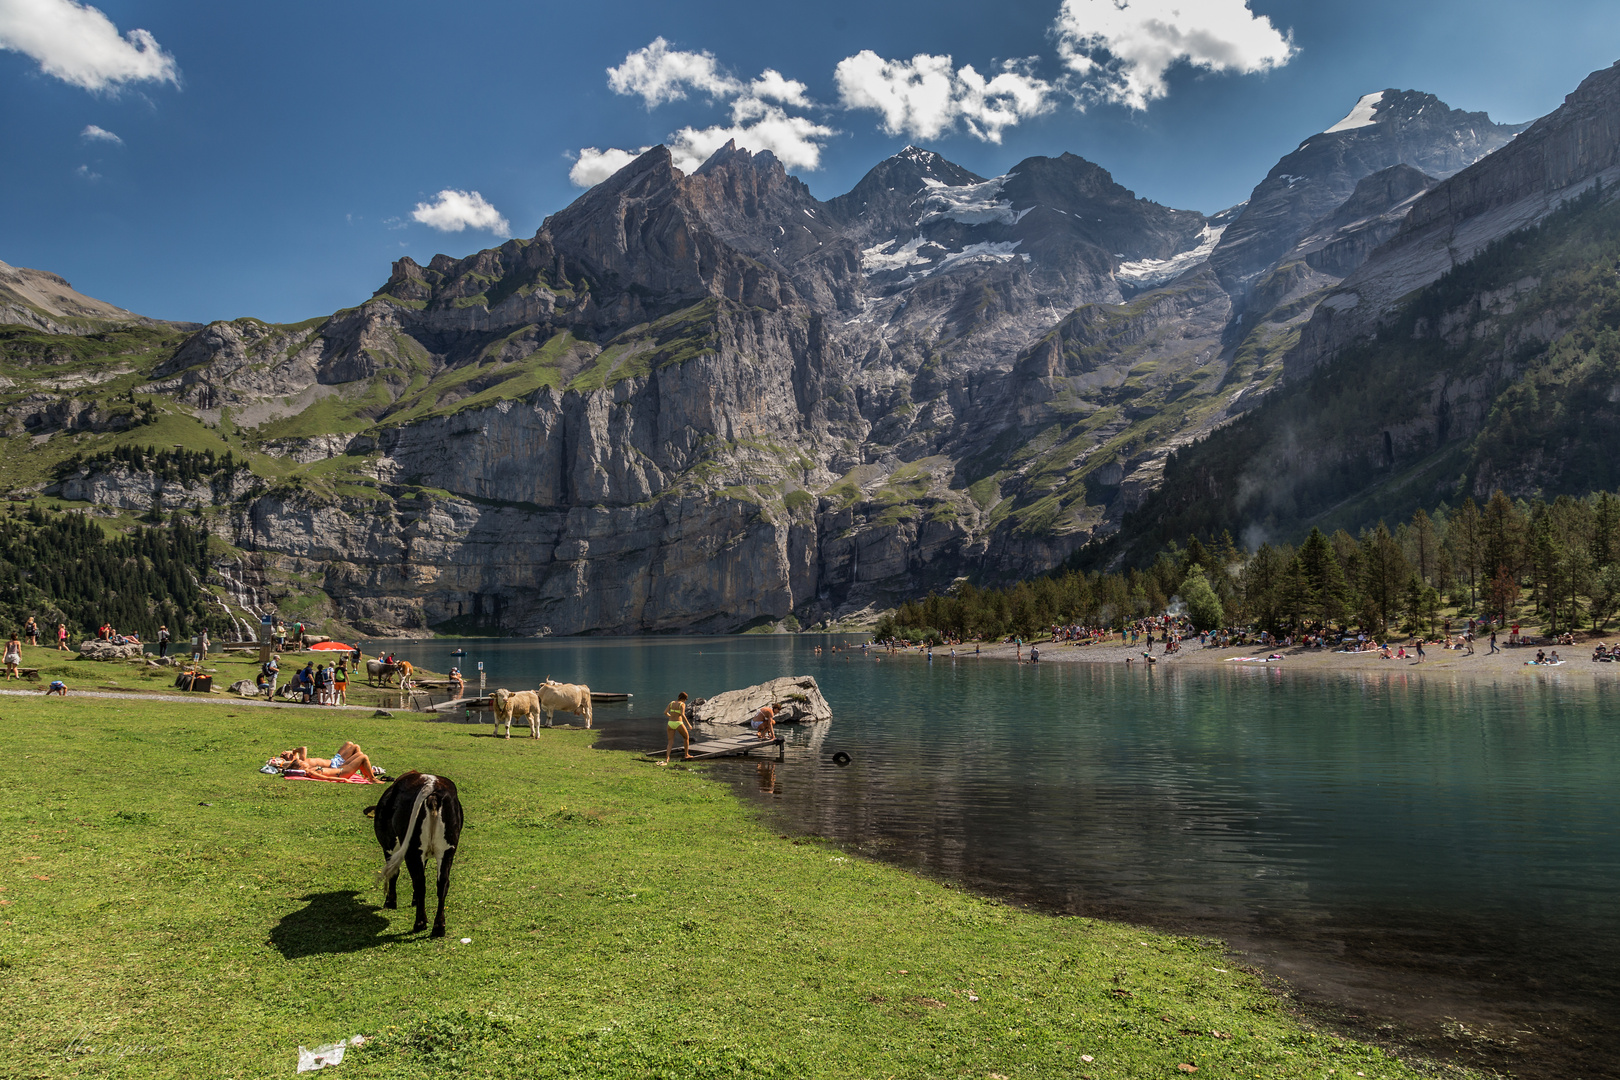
[3,0,1618,324]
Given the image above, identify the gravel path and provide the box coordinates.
[0,687,378,710]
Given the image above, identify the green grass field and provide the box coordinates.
[0,695,1460,1079]
[2,643,439,713]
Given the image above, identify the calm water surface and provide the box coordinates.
[374,636,1620,1078]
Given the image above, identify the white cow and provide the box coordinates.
[538,680,593,731]
[490,688,540,739]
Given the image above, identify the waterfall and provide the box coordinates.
[215,559,269,640]
[190,567,256,641]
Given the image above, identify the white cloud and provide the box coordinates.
[410,189,510,234]
[570,146,652,187]
[667,96,835,173]
[73,163,99,180]
[834,51,1055,143]
[1053,0,1295,110]
[749,69,810,108]
[0,0,178,92]
[575,41,836,187]
[606,36,741,106]
[80,123,120,143]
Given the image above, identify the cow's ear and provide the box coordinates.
[362,805,377,818]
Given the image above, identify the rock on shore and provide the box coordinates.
[690,675,831,726]
[79,640,143,660]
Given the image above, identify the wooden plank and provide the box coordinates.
[645,734,784,760]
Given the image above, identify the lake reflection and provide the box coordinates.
[377,636,1620,1078]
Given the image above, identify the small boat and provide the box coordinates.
[450,649,467,657]
[589,691,632,703]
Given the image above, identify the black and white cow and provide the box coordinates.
[365,771,463,937]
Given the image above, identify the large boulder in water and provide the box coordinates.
[78,640,143,661]
[690,675,831,726]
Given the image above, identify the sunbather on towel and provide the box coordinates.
[281,741,382,783]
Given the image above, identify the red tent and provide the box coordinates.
[310,641,355,652]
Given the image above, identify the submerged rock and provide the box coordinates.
[689,675,831,726]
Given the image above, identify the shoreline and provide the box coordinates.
[878,636,1616,681]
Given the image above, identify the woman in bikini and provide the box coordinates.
[4,634,21,679]
[280,741,381,782]
[664,691,692,763]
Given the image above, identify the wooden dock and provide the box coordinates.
[644,733,784,761]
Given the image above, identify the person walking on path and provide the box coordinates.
[1416,639,1426,663]
[157,624,170,658]
[663,691,692,764]
[56,623,68,651]
[1489,630,1500,654]
[23,617,38,646]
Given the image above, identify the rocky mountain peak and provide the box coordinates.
[1209,88,1526,296]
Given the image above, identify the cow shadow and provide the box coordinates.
[270,890,414,958]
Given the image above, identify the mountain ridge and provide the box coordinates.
[0,69,1600,637]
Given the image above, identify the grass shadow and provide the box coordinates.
[270,889,413,958]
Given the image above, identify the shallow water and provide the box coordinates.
[374,636,1620,1077]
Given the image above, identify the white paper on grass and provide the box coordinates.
[297,1036,365,1073]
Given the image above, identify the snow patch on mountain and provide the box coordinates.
[862,236,939,274]
[1115,224,1226,287]
[1325,91,1385,133]
[861,237,1026,281]
[916,175,1031,226]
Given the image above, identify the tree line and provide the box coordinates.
[60,444,244,485]
[0,504,234,640]
[878,489,1620,643]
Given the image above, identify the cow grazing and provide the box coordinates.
[538,680,593,731]
[489,687,540,739]
[365,771,463,937]
[366,659,413,687]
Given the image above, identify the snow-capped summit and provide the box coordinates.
[1325,91,1386,133]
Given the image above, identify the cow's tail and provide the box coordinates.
[379,775,436,883]
[580,684,593,728]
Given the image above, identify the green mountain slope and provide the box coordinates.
[1109,182,1620,556]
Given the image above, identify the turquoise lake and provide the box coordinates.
[371,635,1620,1078]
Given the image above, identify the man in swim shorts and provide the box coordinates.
[748,703,777,740]
[664,692,692,763]
[281,741,381,782]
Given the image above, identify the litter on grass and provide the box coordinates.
[297,1035,365,1073]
